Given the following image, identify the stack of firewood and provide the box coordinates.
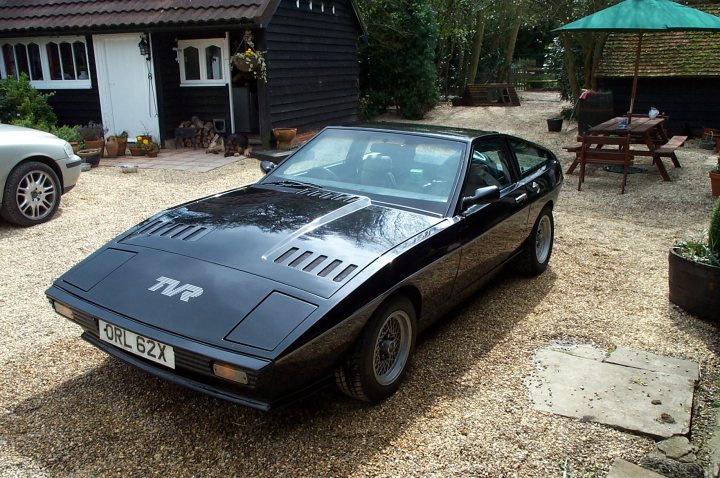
[177,116,217,149]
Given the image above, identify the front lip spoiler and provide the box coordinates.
[82,332,273,411]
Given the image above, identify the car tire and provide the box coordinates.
[514,206,554,276]
[335,296,417,402]
[1,161,61,227]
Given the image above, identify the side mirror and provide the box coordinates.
[260,160,276,174]
[461,185,500,210]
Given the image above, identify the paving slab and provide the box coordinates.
[606,458,666,478]
[605,347,700,382]
[528,348,696,439]
[548,342,608,362]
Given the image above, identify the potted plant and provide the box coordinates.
[51,125,82,152]
[115,131,129,156]
[710,156,720,197]
[143,140,160,158]
[229,30,267,81]
[76,148,102,168]
[668,198,720,321]
[76,121,107,157]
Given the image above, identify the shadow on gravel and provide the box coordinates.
[1,269,555,477]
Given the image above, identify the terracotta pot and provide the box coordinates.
[69,142,80,153]
[668,247,720,321]
[105,136,119,158]
[129,146,146,157]
[272,127,297,150]
[84,139,105,157]
[710,170,720,197]
[146,151,159,158]
[116,137,128,156]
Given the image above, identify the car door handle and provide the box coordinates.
[530,181,541,193]
[515,193,528,204]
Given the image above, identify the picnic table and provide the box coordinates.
[563,116,687,189]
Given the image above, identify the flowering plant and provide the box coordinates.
[230,31,267,82]
[137,137,160,153]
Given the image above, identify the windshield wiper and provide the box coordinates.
[262,179,323,189]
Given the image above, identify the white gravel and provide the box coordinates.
[1,92,718,477]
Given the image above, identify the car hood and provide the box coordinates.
[54,185,440,351]
[0,123,64,146]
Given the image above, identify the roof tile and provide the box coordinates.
[0,0,269,34]
[597,3,720,78]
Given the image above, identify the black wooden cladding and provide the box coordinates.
[154,33,230,141]
[599,77,720,136]
[265,0,360,132]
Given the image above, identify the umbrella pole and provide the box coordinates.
[628,32,643,123]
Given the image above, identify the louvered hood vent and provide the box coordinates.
[274,247,358,283]
[294,189,360,203]
[133,220,212,242]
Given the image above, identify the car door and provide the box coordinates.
[507,137,558,227]
[452,137,530,296]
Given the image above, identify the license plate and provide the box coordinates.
[98,320,175,369]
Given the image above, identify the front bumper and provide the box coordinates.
[59,155,82,193]
[46,286,305,410]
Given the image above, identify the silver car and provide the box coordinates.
[0,124,82,227]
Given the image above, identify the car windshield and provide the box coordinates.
[263,128,467,215]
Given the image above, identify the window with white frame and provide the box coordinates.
[0,36,91,89]
[178,39,226,86]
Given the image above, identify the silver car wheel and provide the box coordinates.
[535,214,552,264]
[373,310,412,386]
[16,169,57,222]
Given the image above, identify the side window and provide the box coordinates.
[509,139,548,178]
[463,140,512,196]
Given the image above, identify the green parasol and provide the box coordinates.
[554,0,720,120]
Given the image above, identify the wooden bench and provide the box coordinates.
[578,135,634,194]
[562,142,583,174]
[629,135,687,169]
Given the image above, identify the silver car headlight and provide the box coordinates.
[62,141,74,158]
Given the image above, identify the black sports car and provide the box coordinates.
[47,124,562,410]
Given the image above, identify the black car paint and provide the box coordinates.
[46,125,562,409]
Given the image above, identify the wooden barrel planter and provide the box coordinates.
[577,91,614,134]
[668,247,720,321]
[272,127,297,150]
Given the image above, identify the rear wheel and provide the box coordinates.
[514,206,554,276]
[335,296,416,402]
[1,161,61,227]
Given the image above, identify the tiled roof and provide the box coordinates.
[0,0,274,35]
[597,3,720,78]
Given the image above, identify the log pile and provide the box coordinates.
[177,116,217,149]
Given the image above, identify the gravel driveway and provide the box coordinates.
[1,92,718,477]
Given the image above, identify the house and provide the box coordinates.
[596,3,720,136]
[0,0,366,146]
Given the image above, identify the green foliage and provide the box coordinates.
[359,0,439,120]
[709,198,720,259]
[675,230,720,267]
[0,73,57,127]
[51,125,82,143]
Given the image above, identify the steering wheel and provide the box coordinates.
[307,167,340,181]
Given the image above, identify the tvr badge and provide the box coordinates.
[148,276,204,302]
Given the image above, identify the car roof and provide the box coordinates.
[331,122,497,142]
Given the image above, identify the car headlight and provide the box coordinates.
[62,141,74,158]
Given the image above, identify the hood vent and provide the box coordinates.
[274,247,358,283]
[134,220,212,242]
[295,189,360,203]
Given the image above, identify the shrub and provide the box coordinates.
[710,198,720,259]
[0,73,56,127]
[51,125,82,143]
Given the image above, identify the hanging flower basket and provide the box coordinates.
[230,30,267,81]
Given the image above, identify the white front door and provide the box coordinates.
[93,33,160,141]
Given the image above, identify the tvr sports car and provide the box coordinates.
[47,124,562,410]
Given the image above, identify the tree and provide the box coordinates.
[359,0,440,119]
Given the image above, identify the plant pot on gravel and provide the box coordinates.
[669,198,720,321]
[546,117,563,132]
[76,148,102,168]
